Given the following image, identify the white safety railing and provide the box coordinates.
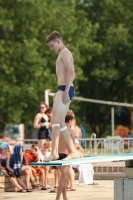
[45,89,133,108]
[78,137,132,156]
[0,137,130,176]
[0,137,132,155]
[88,132,97,154]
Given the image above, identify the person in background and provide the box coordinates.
[0,147,4,188]
[66,109,82,139]
[45,107,53,121]
[127,131,133,152]
[39,141,51,189]
[24,144,47,190]
[73,139,84,166]
[45,107,53,172]
[73,139,84,168]
[0,146,2,163]
[10,144,33,192]
[80,125,86,148]
[80,125,86,139]
[127,131,132,146]
[75,139,84,153]
[0,142,27,193]
[51,115,76,193]
[33,102,51,149]
[65,115,76,191]
[53,167,60,190]
[50,114,76,196]
[45,107,53,143]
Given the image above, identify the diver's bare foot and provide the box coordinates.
[62,153,79,161]
[45,154,59,162]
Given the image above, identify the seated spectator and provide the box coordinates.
[24,144,47,190]
[39,142,51,189]
[0,146,2,163]
[0,145,5,189]
[39,141,51,161]
[10,144,33,191]
[0,142,27,192]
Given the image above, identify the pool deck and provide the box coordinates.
[0,180,113,200]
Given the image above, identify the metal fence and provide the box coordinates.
[78,137,132,156]
[0,137,132,155]
[0,137,131,176]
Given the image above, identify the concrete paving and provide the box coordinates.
[0,180,113,200]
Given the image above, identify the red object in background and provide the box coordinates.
[118,130,129,148]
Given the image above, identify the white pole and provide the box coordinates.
[111,107,115,136]
[44,89,51,107]
[48,92,133,107]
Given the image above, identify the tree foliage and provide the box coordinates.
[0,0,133,137]
[77,0,133,136]
[0,0,92,135]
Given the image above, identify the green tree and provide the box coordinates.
[76,0,133,137]
[0,0,95,137]
[1,0,133,138]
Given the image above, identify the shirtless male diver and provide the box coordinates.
[45,31,78,161]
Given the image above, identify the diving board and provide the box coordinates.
[29,153,133,166]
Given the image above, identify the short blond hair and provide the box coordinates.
[45,31,62,44]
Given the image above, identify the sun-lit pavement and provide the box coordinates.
[0,180,113,200]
